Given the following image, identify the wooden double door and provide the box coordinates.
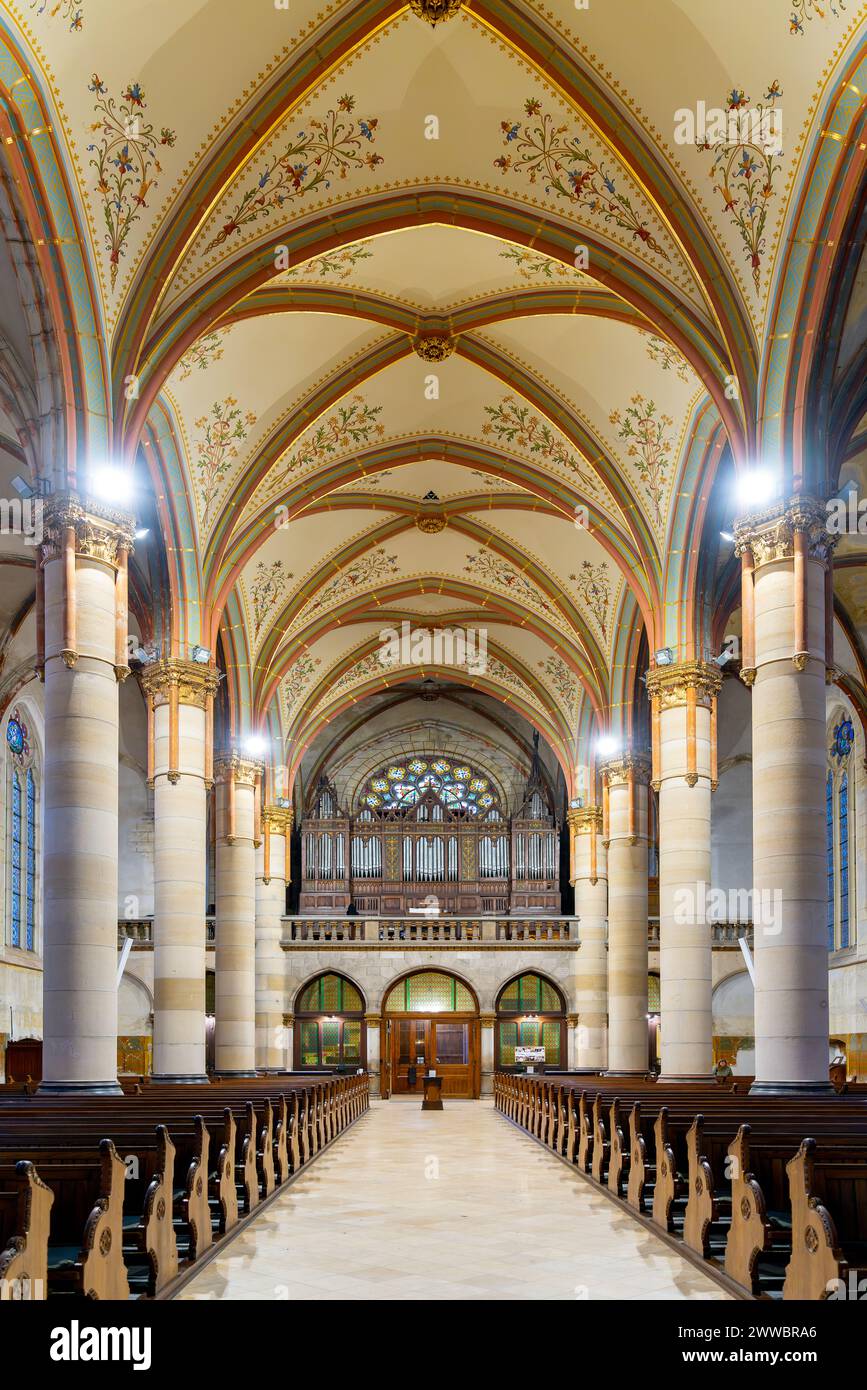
[385,1014,479,1098]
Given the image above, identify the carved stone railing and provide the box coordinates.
[647,918,753,947]
[282,915,578,945]
[118,917,215,947]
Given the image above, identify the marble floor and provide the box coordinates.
[177,1100,731,1301]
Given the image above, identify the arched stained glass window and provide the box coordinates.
[10,772,21,948]
[385,971,475,1012]
[25,769,35,951]
[826,771,835,952]
[497,973,563,1013]
[496,973,565,1069]
[295,973,365,1071]
[648,972,661,1014]
[840,773,849,949]
[297,973,363,1013]
[359,756,498,816]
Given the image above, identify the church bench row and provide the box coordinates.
[494,1073,867,1301]
[0,1074,368,1300]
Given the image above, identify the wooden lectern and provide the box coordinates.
[422,1074,444,1110]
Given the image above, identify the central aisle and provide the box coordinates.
[178,1100,730,1301]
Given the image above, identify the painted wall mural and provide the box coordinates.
[494,100,668,261]
[696,84,784,292]
[482,396,595,491]
[251,560,291,638]
[790,0,846,34]
[284,244,374,280]
[86,76,176,288]
[271,397,385,490]
[284,652,322,719]
[643,333,691,384]
[178,331,226,379]
[569,560,610,637]
[497,245,583,281]
[295,547,399,626]
[464,550,558,620]
[609,394,673,527]
[194,397,257,527]
[204,96,383,254]
[537,654,581,722]
[30,0,84,29]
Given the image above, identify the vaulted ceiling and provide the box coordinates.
[1,0,866,797]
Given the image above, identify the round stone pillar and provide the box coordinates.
[40,496,134,1094]
[735,498,835,1095]
[281,1014,294,1070]
[647,662,721,1081]
[214,751,262,1077]
[569,806,608,1068]
[142,659,218,1082]
[255,807,292,1071]
[479,1012,495,1095]
[601,754,650,1075]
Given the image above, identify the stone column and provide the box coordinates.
[569,806,608,1069]
[365,1013,381,1096]
[40,496,134,1094]
[214,751,263,1077]
[566,1013,579,1068]
[141,659,218,1082]
[281,1013,294,1070]
[255,807,292,1071]
[479,1012,495,1096]
[646,662,721,1081]
[601,754,650,1075]
[735,497,835,1094]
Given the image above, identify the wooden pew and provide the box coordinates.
[607,1097,629,1198]
[782,1139,867,1301]
[627,1102,653,1213]
[122,1124,179,1296]
[0,1160,53,1300]
[45,1140,129,1300]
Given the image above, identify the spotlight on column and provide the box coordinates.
[654,646,675,666]
[10,474,35,499]
[275,796,291,809]
[719,530,735,542]
[596,735,619,758]
[244,734,267,758]
[190,645,211,664]
[569,796,584,808]
[134,527,150,539]
[735,467,778,509]
[88,465,134,506]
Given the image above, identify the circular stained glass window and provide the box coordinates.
[432,759,450,774]
[359,755,499,816]
[452,766,471,780]
[387,766,406,781]
[6,718,24,756]
[833,717,854,762]
[408,759,427,774]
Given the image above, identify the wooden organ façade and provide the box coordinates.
[300,750,562,915]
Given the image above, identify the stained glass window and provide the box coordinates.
[10,772,21,948]
[25,769,35,951]
[384,971,475,1012]
[497,973,563,1013]
[840,773,849,949]
[827,771,835,951]
[648,973,661,1013]
[297,973,363,1013]
[359,756,498,815]
[832,717,854,762]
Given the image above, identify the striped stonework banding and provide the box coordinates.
[214,752,264,1077]
[256,807,294,1070]
[141,660,220,1083]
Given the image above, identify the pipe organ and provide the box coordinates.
[299,763,561,915]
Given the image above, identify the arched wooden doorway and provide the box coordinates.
[381,969,480,1099]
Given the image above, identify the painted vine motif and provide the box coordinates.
[285,244,374,280]
[790,0,845,34]
[643,334,691,384]
[333,649,387,691]
[194,398,257,527]
[494,100,668,260]
[273,396,385,487]
[251,560,291,638]
[87,76,176,288]
[30,0,83,28]
[498,246,581,281]
[284,653,322,717]
[205,97,383,253]
[464,550,557,619]
[482,395,595,491]
[697,84,783,292]
[297,548,399,623]
[569,561,610,637]
[609,394,673,527]
[178,332,225,380]
[538,655,581,720]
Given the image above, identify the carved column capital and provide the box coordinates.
[568,806,603,834]
[645,660,722,709]
[42,493,136,566]
[214,750,264,786]
[734,495,835,571]
[262,805,294,834]
[140,657,220,709]
[598,753,651,787]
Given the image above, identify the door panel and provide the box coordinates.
[389,1016,476,1097]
